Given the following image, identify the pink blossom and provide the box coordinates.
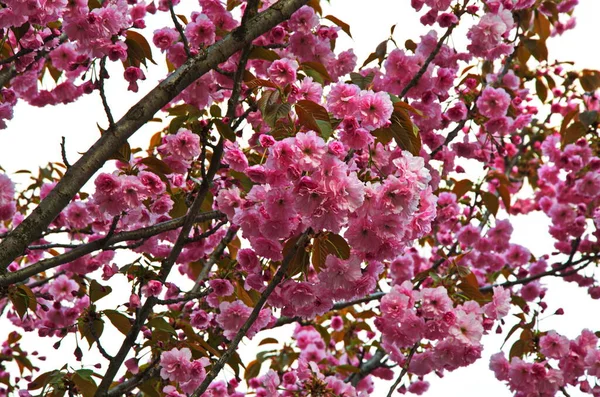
[208,279,234,297]
[154,27,180,51]
[185,14,216,48]
[358,90,393,130]
[449,310,483,344]
[142,280,163,297]
[483,286,511,319]
[326,83,360,119]
[539,331,570,359]
[216,300,252,340]
[49,275,79,302]
[477,87,511,119]
[164,128,200,161]
[318,255,362,300]
[159,347,192,382]
[267,58,298,87]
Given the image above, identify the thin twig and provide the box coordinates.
[191,226,239,293]
[60,137,71,169]
[169,0,191,57]
[106,358,160,397]
[386,342,419,397]
[0,211,225,287]
[98,57,115,129]
[399,25,456,99]
[156,288,212,305]
[190,229,312,397]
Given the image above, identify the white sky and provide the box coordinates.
[1,0,600,396]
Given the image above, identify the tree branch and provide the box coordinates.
[0,0,309,274]
[95,138,225,396]
[399,24,456,99]
[169,0,191,57]
[386,342,419,397]
[0,211,224,288]
[190,229,312,397]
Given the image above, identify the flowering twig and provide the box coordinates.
[98,57,116,129]
[190,229,312,397]
[0,211,225,288]
[169,0,191,58]
[399,24,456,99]
[0,0,310,275]
[386,342,419,397]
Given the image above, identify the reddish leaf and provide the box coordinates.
[481,191,499,217]
[452,179,473,198]
[324,15,352,37]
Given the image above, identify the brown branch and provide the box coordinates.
[95,139,225,396]
[0,33,60,66]
[273,292,386,328]
[191,226,239,293]
[106,358,160,397]
[169,0,191,57]
[479,240,594,292]
[60,137,71,169]
[348,349,386,386]
[0,0,310,274]
[0,211,224,288]
[98,57,116,129]
[190,229,312,397]
[386,342,419,397]
[156,288,212,305]
[399,25,456,99]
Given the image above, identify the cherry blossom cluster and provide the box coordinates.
[490,329,600,396]
[376,282,510,378]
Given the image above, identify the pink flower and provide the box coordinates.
[483,286,511,319]
[125,358,139,375]
[489,352,510,381]
[142,280,163,297]
[153,27,179,51]
[358,90,393,130]
[49,275,79,302]
[476,87,511,119]
[420,287,453,318]
[223,144,249,172]
[185,14,216,48]
[539,331,570,359]
[160,347,192,382]
[50,43,77,71]
[318,255,362,300]
[124,67,146,93]
[326,83,360,119]
[180,358,210,394]
[408,380,430,395]
[294,130,327,171]
[208,279,234,297]
[164,128,200,161]
[216,300,252,340]
[268,58,298,87]
[449,310,483,344]
[94,173,121,195]
[138,171,166,196]
[288,6,319,32]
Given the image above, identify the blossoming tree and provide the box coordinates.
[0,0,599,395]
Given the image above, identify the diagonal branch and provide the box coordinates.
[95,139,225,396]
[399,24,456,99]
[190,229,312,397]
[0,0,309,274]
[0,211,224,288]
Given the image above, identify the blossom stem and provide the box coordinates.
[190,229,312,397]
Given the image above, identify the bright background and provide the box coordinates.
[1,0,600,395]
